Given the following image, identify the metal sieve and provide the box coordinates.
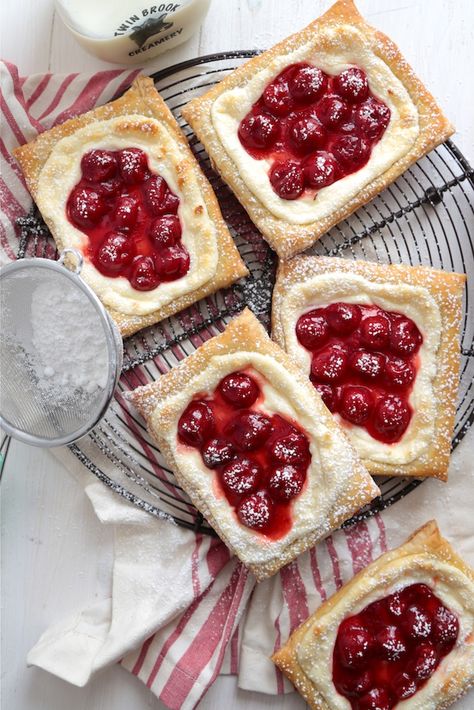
[0,250,123,447]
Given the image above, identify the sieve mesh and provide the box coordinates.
[13,51,474,531]
[0,262,121,446]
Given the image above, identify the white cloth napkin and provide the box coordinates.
[27,447,255,710]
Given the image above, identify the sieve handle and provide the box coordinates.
[58,248,83,275]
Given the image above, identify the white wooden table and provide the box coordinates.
[1,1,473,709]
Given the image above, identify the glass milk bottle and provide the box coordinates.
[54,0,211,65]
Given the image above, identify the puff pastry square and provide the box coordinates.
[14,75,248,337]
[128,308,379,580]
[272,520,474,710]
[272,256,466,480]
[182,0,453,260]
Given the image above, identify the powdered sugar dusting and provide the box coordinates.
[31,279,109,403]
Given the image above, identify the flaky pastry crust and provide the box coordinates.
[128,308,379,580]
[272,520,474,710]
[182,0,453,260]
[272,255,466,480]
[14,75,248,337]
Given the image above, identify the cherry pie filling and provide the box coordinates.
[66,148,190,291]
[177,370,312,539]
[238,63,391,200]
[295,302,423,444]
[333,583,460,710]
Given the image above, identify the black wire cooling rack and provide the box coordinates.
[16,51,474,535]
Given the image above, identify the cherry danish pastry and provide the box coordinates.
[129,309,379,580]
[14,76,247,337]
[272,255,466,479]
[273,521,474,710]
[183,0,453,259]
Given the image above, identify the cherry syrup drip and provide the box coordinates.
[238,63,390,200]
[295,302,422,444]
[66,148,190,291]
[333,583,459,710]
[177,370,312,539]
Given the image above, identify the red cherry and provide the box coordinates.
[269,160,305,200]
[349,350,385,380]
[177,400,214,446]
[268,464,305,501]
[385,356,416,388]
[356,98,391,138]
[271,415,301,439]
[262,79,294,116]
[339,386,373,425]
[218,372,259,409]
[337,620,374,669]
[295,310,329,349]
[408,583,435,602]
[334,67,369,103]
[376,625,407,662]
[373,395,411,442]
[269,431,310,467]
[332,135,370,169]
[155,245,190,280]
[408,642,438,681]
[228,411,273,451]
[390,317,422,356]
[288,117,325,154]
[96,232,134,275]
[130,255,160,291]
[335,669,372,698]
[401,605,432,640]
[142,176,180,216]
[161,191,180,215]
[312,382,338,412]
[366,598,392,625]
[221,457,262,497]
[358,687,392,710]
[238,112,280,150]
[304,151,340,189]
[325,302,361,334]
[288,65,328,103]
[201,437,235,469]
[316,95,350,128]
[150,215,182,248]
[118,148,149,184]
[142,175,167,214]
[311,344,349,383]
[392,671,417,700]
[237,491,273,531]
[81,149,117,182]
[113,195,139,229]
[68,186,107,227]
[432,606,459,647]
[360,314,391,350]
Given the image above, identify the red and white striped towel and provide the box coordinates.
[3,60,473,710]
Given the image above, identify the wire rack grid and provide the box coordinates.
[15,51,474,535]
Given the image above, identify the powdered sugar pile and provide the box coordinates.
[31,279,109,403]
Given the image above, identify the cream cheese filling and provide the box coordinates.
[279,273,441,466]
[36,115,219,317]
[211,24,419,225]
[151,351,367,567]
[297,562,474,710]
